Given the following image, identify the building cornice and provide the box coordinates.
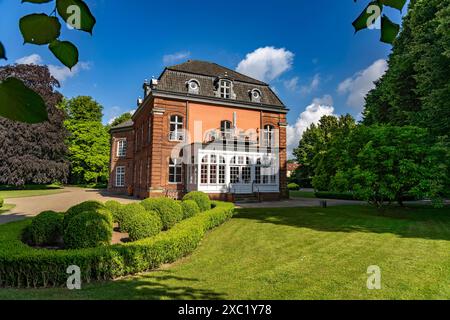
[150,90,289,114]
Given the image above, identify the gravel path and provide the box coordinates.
[0,187,138,225]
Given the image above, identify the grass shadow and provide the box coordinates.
[79,270,226,300]
[235,205,450,241]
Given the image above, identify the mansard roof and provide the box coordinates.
[154,60,286,110]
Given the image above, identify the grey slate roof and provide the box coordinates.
[155,60,285,108]
[110,119,133,131]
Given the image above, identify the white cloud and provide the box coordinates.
[15,54,90,83]
[284,74,320,95]
[337,59,387,110]
[163,51,191,65]
[48,62,91,82]
[15,54,42,65]
[300,74,320,95]
[236,46,294,82]
[287,95,335,158]
[284,77,299,91]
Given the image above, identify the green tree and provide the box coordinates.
[330,125,448,207]
[62,96,103,122]
[363,0,450,137]
[293,114,356,189]
[312,114,357,191]
[61,96,109,184]
[109,112,133,128]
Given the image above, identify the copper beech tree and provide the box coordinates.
[0,64,69,186]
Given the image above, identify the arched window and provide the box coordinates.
[169,115,184,141]
[169,158,182,183]
[117,139,127,157]
[221,120,232,134]
[264,125,275,152]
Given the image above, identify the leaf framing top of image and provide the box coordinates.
[56,0,96,34]
[19,14,61,45]
[0,77,48,124]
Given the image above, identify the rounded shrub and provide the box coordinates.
[63,211,113,249]
[64,201,108,230]
[126,210,163,241]
[182,191,211,212]
[118,203,148,232]
[141,198,183,230]
[23,211,64,246]
[0,201,235,288]
[181,200,200,219]
[0,197,4,208]
[105,200,123,223]
[288,183,300,191]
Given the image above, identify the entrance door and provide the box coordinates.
[230,164,252,194]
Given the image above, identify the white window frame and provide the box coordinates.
[117,140,127,158]
[169,158,183,184]
[169,115,184,141]
[219,80,232,99]
[263,125,275,152]
[115,166,126,187]
[187,79,200,94]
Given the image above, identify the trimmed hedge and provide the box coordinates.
[141,198,183,230]
[0,201,234,288]
[288,183,300,191]
[182,191,211,212]
[181,200,200,219]
[118,203,147,232]
[63,210,113,249]
[22,211,63,246]
[63,201,108,230]
[126,210,162,242]
[105,201,123,223]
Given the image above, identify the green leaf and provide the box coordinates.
[380,0,407,11]
[56,0,96,34]
[0,42,6,60]
[19,14,61,45]
[21,0,54,3]
[381,15,400,44]
[353,1,383,33]
[0,77,48,124]
[49,40,79,69]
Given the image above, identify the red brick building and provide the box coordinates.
[108,60,289,201]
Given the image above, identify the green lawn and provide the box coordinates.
[0,185,65,199]
[290,190,316,198]
[0,204,15,215]
[1,205,450,300]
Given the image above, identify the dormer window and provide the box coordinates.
[219,80,232,99]
[250,89,262,103]
[187,79,200,94]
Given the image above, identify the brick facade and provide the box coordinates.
[108,60,289,201]
[108,127,135,194]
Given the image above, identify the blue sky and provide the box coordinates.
[0,0,406,155]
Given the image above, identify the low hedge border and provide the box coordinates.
[0,201,234,288]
